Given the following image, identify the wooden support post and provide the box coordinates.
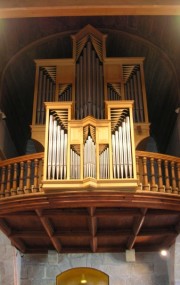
[171,161,178,194]
[5,164,11,196]
[18,162,24,194]
[164,160,172,193]
[12,163,18,195]
[142,157,149,191]
[177,162,180,194]
[0,166,6,197]
[157,159,164,192]
[33,159,39,192]
[26,160,31,193]
[150,158,157,192]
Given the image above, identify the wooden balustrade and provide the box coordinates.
[0,153,44,198]
[136,151,180,194]
[0,151,179,198]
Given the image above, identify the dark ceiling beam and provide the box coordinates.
[127,208,147,249]
[88,207,97,252]
[0,1,180,18]
[11,231,48,238]
[36,209,62,253]
[139,228,178,236]
[0,218,26,253]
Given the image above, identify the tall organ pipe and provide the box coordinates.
[75,41,104,120]
[47,114,67,180]
[112,116,133,179]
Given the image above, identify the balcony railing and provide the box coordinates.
[0,151,179,198]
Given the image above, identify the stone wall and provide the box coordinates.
[174,235,180,285]
[21,251,169,285]
[0,231,20,285]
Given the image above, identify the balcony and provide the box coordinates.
[0,151,179,254]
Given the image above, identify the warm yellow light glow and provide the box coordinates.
[160,249,168,256]
[81,274,87,284]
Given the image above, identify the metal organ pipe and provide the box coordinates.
[70,148,80,179]
[99,147,109,179]
[75,41,104,120]
[47,114,67,180]
[36,68,56,124]
[84,134,96,178]
[136,69,144,121]
[112,116,133,179]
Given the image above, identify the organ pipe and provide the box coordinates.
[36,68,56,124]
[84,132,96,178]
[99,146,110,179]
[47,114,67,180]
[124,66,145,123]
[75,40,104,120]
[70,148,80,179]
[112,115,133,179]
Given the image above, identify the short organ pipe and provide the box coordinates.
[84,134,96,178]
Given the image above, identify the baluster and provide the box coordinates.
[33,159,39,192]
[157,159,164,192]
[5,164,11,196]
[150,158,157,192]
[12,163,18,195]
[171,161,178,194]
[177,162,180,194]
[142,157,149,191]
[40,158,44,192]
[0,166,6,197]
[18,161,24,194]
[136,156,141,190]
[26,160,31,193]
[164,160,172,193]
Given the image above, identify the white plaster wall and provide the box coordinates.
[20,251,169,285]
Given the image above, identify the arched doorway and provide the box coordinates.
[56,267,109,285]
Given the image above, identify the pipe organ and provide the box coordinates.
[43,101,137,190]
[31,25,150,190]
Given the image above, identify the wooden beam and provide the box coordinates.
[90,237,98,253]
[139,228,178,236]
[0,218,26,252]
[36,209,62,253]
[88,207,98,252]
[55,231,91,237]
[127,208,147,249]
[0,2,180,18]
[11,230,48,238]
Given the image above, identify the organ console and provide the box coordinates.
[31,25,150,191]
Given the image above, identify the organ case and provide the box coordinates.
[43,101,137,191]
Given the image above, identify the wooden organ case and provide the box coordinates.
[31,25,150,191]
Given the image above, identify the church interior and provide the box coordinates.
[0,1,179,284]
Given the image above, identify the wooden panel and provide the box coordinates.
[104,64,121,82]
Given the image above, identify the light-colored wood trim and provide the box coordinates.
[136,150,180,163]
[0,152,44,167]
[0,4,180,18]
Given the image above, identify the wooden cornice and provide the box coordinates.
[0,1,180,18]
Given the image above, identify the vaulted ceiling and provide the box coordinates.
[0,3,179,155]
